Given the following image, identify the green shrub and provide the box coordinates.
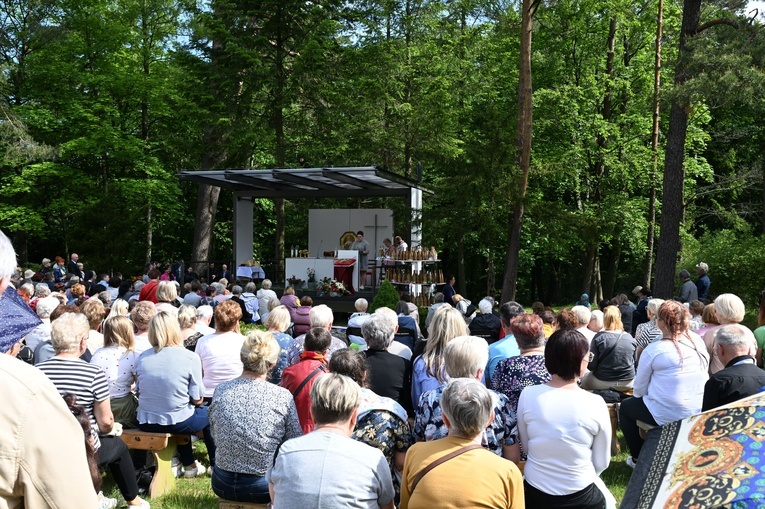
[682,227,765,310]
[371,280,400,312]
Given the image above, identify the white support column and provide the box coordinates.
[232,194,254,268]
[410,187,423,247]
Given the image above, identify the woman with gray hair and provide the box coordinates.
[703,293,753,374]
[330,349,413,500]
[257,279,278,324]
[37,312,149,508]
[363,313,413,413]
[210,330,301,504]
[267,373,395,509]
[401,378,524,508]
[413,335,520,463]
[24,295,59,350]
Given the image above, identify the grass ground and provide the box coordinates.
[106,432,634,508]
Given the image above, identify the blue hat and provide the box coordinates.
[581,293,589,299]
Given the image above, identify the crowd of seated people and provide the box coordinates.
[6,235,765,509]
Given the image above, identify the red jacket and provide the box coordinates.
[139,280,159,303]
[280,352,327,434]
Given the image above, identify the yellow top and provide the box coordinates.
[400,436,525,509]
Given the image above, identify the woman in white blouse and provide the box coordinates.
[620,300,708,468]
[517,329,614,508]
[90,316,138,427]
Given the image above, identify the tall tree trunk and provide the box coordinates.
[654,0,701,298]
[457,231,466,296]
[605,238,620,298]
[273,6,286,282]
[592,252,603,303]
[500,0,535,304]
[145,200,152,264]
[645,0,664,287]
[582,244,597,297]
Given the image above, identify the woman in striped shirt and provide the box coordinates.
[37,312,149,508]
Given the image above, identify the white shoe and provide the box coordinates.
[97,492,118,509]
[183,460,206,478]
[171,458,183,478]
[625,456,638,469]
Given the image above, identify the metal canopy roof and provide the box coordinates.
[178,166,432,199]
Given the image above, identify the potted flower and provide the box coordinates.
[306,268,317,289]
[287,275,304,287]
[316,277,350,297]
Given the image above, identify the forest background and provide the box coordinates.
[2,0,765,308]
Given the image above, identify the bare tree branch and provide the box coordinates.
[695,18,740,34]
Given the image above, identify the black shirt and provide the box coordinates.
[364,348,412,415]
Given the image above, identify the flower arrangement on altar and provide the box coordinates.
[306,268,317,283]
[287,275,303,286]
[316,277,350,296]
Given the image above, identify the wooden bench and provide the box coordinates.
[120,430,191,499]
[218,500,269,509]
[637,420,657,439]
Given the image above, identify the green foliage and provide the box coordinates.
[682,227,765,309]
[370,279,401,312]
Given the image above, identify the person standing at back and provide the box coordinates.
[695,262,710,301]
[352,231,370,290]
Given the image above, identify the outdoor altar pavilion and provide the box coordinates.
[178,166,432,303]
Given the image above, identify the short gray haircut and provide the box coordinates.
[133,280,145,292]
[478,299,493,315]
[0,230,17,281]
[354,298,368,312]
[647,298,665,319]
[19,283,33,296]
[714,294,745,323]
[231,285,242,296]
[51,312,90,353]
[35,283,51,298]
[36,296,60,319]
[244,282,256,293]
[214,283,226,296]
[310,373,360,425]
[444,335,489,378]
[196,305,213,320]
[261,279,273,290]
[716,324,755,350]
[571,305,592,325]
[310,304,334,328]
[373,306,398,330]
[589,310,604,330]
[362,314,396,350]
[441,378,493,439]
